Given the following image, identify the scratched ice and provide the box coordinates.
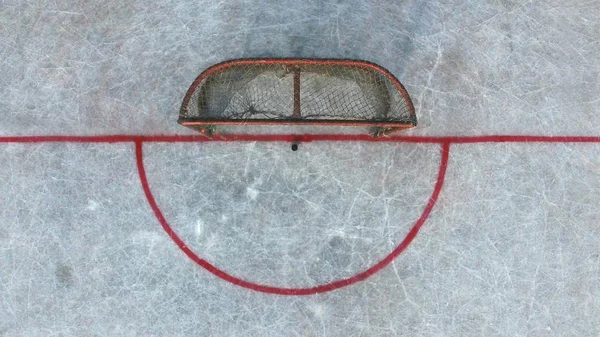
[1,0,600,336]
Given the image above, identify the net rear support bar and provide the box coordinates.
[179,59,417,136]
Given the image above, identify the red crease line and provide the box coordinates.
[135,140,450,295]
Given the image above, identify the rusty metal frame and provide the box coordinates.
[178,58,417,134]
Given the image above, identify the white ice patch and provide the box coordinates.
[86,200,99,211]
[309,303,326,319]
[246,187,259,200]
[131,231,165,244]
[195,218,204,236]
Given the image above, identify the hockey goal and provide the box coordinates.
[179,59,416,136]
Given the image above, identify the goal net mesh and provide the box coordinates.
[180,60,416,130]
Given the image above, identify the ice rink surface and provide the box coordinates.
[1,0,600,335]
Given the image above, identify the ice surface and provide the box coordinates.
[1,0,600,336]
[1,0,598,136]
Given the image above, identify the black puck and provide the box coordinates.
[291,143,298,151]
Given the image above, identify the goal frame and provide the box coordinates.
[178,58,417,134]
